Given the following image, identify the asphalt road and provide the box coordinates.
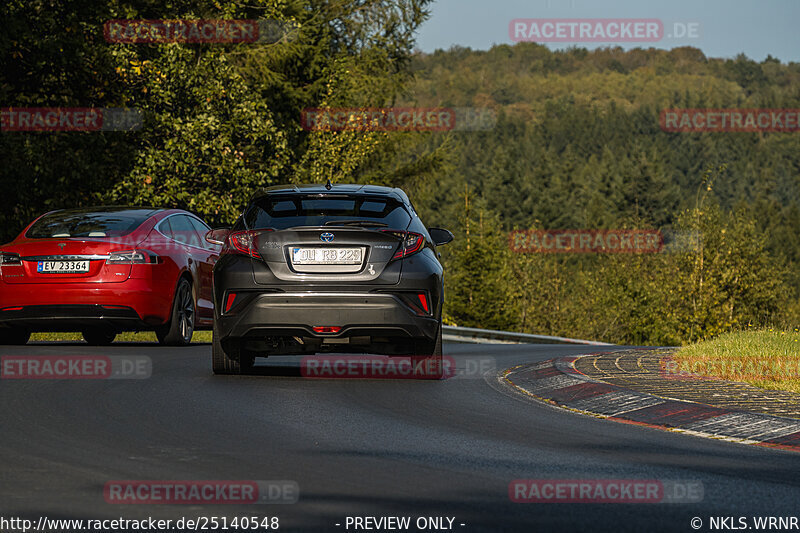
[2,342,800,533]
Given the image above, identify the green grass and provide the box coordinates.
[674,329,800,393]
[30,330,213,343]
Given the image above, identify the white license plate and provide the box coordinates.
[292,247,362,265]
[37,260,90,273]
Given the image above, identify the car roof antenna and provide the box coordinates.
[325,179,333,190]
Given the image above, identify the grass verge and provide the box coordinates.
[673,329,800,393]
[30,330,213,343]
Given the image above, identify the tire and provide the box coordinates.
[412,322,444,379]
[156,278,195,346]
[0,328,31,345]
[81,328,117,346]
[211,319,254,375]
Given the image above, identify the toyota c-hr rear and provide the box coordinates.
[209,183,453,378]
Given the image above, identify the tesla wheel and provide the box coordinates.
[81,328,117,346]
[156,278,195,346]
[211,319,254,375]
[0,328,31,345]
[412,322,444,379]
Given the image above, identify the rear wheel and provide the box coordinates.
[412,322,444,379]
[81,328,117,346]
[211,320,254,375]
[156,278,195,346]
[0,328,31,345]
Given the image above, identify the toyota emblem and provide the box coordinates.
[320,232,335,242]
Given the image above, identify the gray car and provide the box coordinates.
[207,183,453,378]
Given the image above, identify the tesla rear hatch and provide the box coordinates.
[0,208,157,285]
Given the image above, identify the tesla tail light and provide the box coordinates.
[0,252,22,265]
[381,231,425,260]
[223,229,273,258]
[106,250,159,264]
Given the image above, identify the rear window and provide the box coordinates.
[245,195,412,230]
[166,215,206,249]
[25,209,152,238]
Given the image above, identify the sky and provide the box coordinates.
[415,0,800,63]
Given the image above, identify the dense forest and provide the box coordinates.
[403,44,800,344]
[2,0,798,344]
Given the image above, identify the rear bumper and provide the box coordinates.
[0,278,172,330]
[218,292,439,341]
[0,305,149,331]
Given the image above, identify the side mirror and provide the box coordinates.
[205,228,230,246]
[428,228,454,246]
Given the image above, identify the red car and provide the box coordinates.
[0,206,220,345]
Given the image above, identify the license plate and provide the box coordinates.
[37,260,90,273]
[292,247,362,265]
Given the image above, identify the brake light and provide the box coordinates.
[0,252,21,265]
[313,326,341,334]
[381,231,425,260]
[223,229,273,258]
[226,231,256,257]
[106,250,159,264]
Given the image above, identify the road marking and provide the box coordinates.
[503,354,800,453]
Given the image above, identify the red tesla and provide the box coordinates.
[0,206,220,345]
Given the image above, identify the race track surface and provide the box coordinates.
[2,342,799,532]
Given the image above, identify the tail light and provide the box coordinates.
[417,292,429,313]
[223,229,273,258]
[224,292,237,313]
[389,291,431,316]
[381,231,425,260]
[225,230,257,257]
[106,250,159,264]
[313,326,341,334]
[0,252,22,265]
